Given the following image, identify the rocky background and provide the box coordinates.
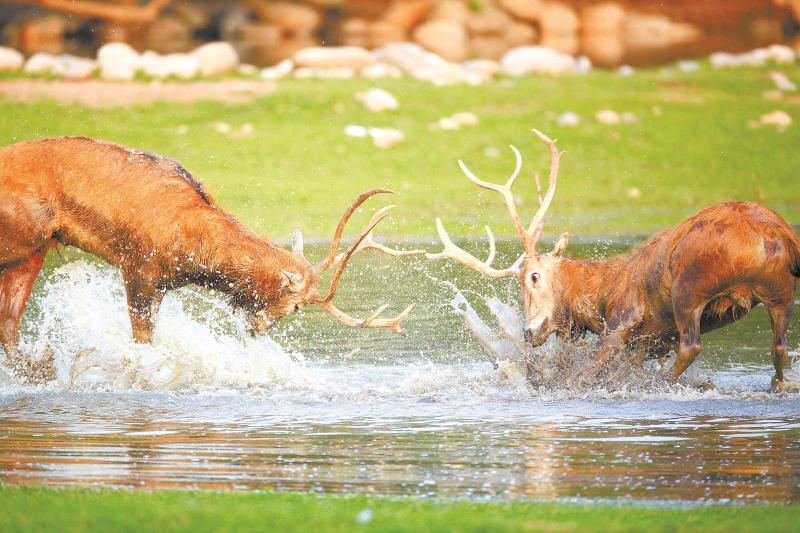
[0,0,798,68]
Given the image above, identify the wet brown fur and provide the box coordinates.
[0,136,318,366]
[545,202,800,388]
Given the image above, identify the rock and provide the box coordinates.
[437,117,460,130]
[97,42,141,80]
[463,59,502,77]
[596,110,621,124]
[760,110,792,128]
[373,42,446,74]
[770,71,797,91]
[575,55,592,74]
[370,127,404,148]
[293,46,376,70]
[356,88,399,112]
[765,44,796,64]
[580,2,625,34]
[361,62,403,79]
[260,2,321,34]
[627,187,641,199]
[678,60,700,72]
[192,42,239,76]
[621,111,638,123]
[60,55,97,79]
[556,111,580,126]
[260,59,294,79]
[141,52,199,79]
[538,2,579,40]
[214,122,232,134]
[451,111,479,126]
[581,34,624,66]
[412,20,469,62]
[294,67,355,79]
[498,0,543,22]
[467,10,511,35]
[384,0,433,30]
[624,13,701,50]
[0,47,24,71]
[505,22,538,47]
[500,46,577,76]
[19,17,65,55]
[470,37,508,60]
[238,63,258,75]
[616,64,634,76]
[367,21,408,47]
[541,35,578,55]
[23,52,61,75]
[344,125,369,138]
[428,0,471,24]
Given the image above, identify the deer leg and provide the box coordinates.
[668,305,704,383]
[123,271,163,343]
[0,247,55,382]
[767,302,796,393]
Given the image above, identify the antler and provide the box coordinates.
[308,203,414,333]
[331,208,425,266]
[427,129,562,276]
[311,188,393,274]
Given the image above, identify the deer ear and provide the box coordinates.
[552,232,569,258]
[281,270,304,294]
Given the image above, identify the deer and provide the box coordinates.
[427,129,800,392]
[0,136,422,381]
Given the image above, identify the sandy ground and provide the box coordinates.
[0,79,276,107]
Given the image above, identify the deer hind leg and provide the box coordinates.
[123,270,164,344]
[0,247,55,383]
[767,301,796,393]
[668,304,704,383]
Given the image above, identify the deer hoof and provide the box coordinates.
[771,377,799,393]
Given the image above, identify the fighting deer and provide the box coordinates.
[427,129,800,391]
[0,136,422,380]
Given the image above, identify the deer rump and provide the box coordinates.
[0,136,420,382]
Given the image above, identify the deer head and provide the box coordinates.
[250,189,424,335]
[426,129,568,347]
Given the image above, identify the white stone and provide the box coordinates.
[770,71,796,91]
[141,51,199,79]
[596,109,621,124]
[60,55,96,79]
[344,125,369,138]
[575,55,593,74]
[24,52,62,75]
[214,122,232,134]
[463,59,501,77]
[192,41,239,76]
[678,60,700,72]
[621,111,638,123]
[238,63,258,75]
[616,64,634,76]
[451,111,479,126]
[373,42,447,74]
[356,88,399,112]
[760,110,792,128]
[369,127,404,148]
[556,111,580,126]
[0,47,24,71]
[500,46,577,76]
[765,44,795,64]
[294,67,354,79]
[97,42,141,80]
[437,117,460,130]
[360,62,403,79]
[260,59,294,80]
[293,46,376,70]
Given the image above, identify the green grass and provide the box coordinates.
[1,485,799,533]
[1,64,798,240]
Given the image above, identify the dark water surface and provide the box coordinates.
[1,241,799,503]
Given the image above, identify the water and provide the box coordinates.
[1,241,799,503]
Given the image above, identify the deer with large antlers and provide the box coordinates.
[0,137,422,381]
[428,129,800,391]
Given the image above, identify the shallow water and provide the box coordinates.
[1,241,799,503]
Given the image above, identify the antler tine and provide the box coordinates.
[319,205,394,304]
[527,129,563,247]
[425,218,518,278]
[313,188,393,274]
[331,208,425,266]
[291,227,305,258]
[533,172,543,206]
[457,145,530,248]
[317,301,415,334]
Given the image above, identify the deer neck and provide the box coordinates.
[559,257,617,334]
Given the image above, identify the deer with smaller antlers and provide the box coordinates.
[428,130,800,391]
[0,137,422,382]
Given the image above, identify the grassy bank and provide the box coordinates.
[1,65,799,240]
[1,485,799,533]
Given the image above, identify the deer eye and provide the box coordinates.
[294,304,300,313]
[530,272,540,285]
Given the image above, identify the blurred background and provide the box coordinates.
[0,0,798,68]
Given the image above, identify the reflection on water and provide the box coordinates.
[0,241,799,503]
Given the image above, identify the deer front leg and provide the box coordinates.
[122,269,165,344]
[767,300,798,393]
